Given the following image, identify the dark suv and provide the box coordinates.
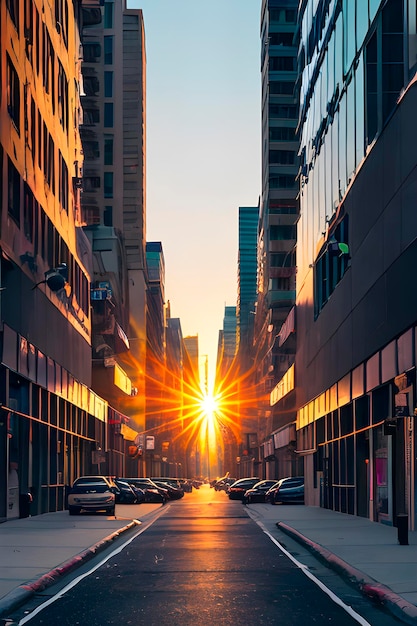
[228,477,260,500]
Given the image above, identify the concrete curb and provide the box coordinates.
[0,519,141,619]
[277,521,417,626]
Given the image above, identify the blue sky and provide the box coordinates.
[127,1,261,387]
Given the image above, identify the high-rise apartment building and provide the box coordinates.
[237,206,259,358]
[81,0,147,432]
[0,0,110,518]
[249,0,299,478]
[296,0,417,526]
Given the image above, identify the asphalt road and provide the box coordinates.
[8,487,393,625]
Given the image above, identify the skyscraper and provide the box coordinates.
[296,0,417,525]
[251,1,299,475]
[81,0,147,431]
[237,205,259,358]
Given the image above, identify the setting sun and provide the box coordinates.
[200,393,219,416]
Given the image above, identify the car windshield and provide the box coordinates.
[74,477,108,486]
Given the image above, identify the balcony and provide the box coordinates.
[267,289,296,308]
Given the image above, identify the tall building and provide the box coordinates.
[81,0,147,433]
[164,313,185,477]
[144,241,166,473]
[296,0,417,527]
[183,335,200,390]
[216,307,238,384]
[0,0,107,518]
[237,206,259,357]
[250,0,299,478]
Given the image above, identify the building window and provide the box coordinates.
[23,183,35,242]
[104,172,113,198]
[269,175,297,189]
[104,36,113,64]
[104,71,113,97]
[6,0,19,29]
[269,81,294,95]
[43,125,55,191]
[104,2,114,28]
[58,61,69,132]
[104,135,113,164]
[8,157,20,226]
[269,56,297,71]
[269,32,294,46]
[43,25,54,96]
[6,55,20,133]
[269,126,296,141]
[269,277,291,290]
[269,104,297,119]
[270,225,296,240]
[24,0,33,61]
[58,152,68,213]
[269,150,296,165]
[314,216,350,316]
[104,205,113,226]
[55,0,68,47]
[365,0,404,147]
[270,8,296,24]
[104,103,113,127]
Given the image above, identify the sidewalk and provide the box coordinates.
[0,503,162,619]
[246,503,417,626]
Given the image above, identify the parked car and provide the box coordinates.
[113,478,141,504]
[152,480,184,500]
[266,477,304,504]
[124,478,168,503]
[67,476,117,516]
[228,477,260,500]
[128,484,147,503]
[242,479,280,504]
[152,477,184,493]
[213,477,236,492]
[178,478,193,492]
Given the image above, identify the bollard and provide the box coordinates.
[397,514,409,545]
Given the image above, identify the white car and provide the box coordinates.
[67,476,117,516]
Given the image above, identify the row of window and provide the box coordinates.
[299,0,410,306]
[6,155,89,318]
[6,54,71,214]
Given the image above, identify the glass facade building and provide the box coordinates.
[296,0,417,528]
[237,206,259,350]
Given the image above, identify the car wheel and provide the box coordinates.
[69,506,80,515]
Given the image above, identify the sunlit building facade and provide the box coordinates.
[81,0,147,435]
[0,0,107,518]
[296,0,417,527]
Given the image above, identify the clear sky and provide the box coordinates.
[127,0,261,389]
